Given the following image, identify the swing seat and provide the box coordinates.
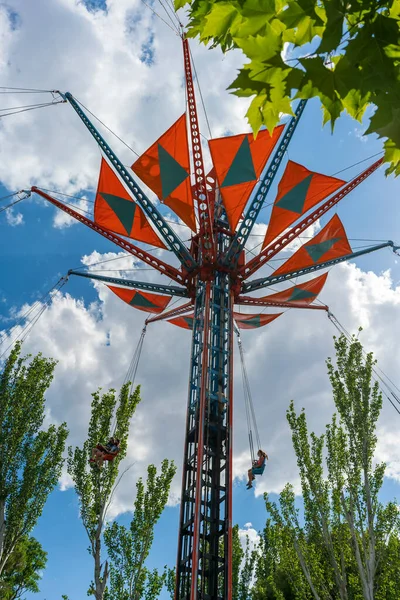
[252,463,266,476]
[102,451,119,462]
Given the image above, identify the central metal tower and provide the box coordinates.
[175,199,234,600]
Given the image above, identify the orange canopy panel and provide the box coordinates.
[131,114,196,232]
[108,286,171,314]
[233,311,281,329]
[95,158,165,248]
[263,161,345,248]
[273,214,352,276]
[208,125,284,231]
[168,314,194,329]
[260,273,328,306]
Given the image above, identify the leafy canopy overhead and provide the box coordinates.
[176,0,400,175]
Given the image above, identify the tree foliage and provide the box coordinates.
[0,535,47,600]
[263,333,400,600]
[176,0,400,175]
[67,383,141,600]
[104,459,176,600]
[0,342,68,577]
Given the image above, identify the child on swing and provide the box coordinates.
[246,449,268,489]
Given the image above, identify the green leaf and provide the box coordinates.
[201,3,240,41]
[229,65,269,96]
[317,0,345,53]
[384,139,400,176]
[246,94,267,132]
[366,103,400,147]
[234,28,282,62]
[174,0,189,9]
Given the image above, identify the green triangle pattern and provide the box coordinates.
[129,293,158,309]
[289,287,316,301]
[158,144,189,199]
[100,193,136,235]
[221,136,256,188]
[276,174,313,214]
[184,317,194,328]
[305,238,341,263]
[242,316,261,328]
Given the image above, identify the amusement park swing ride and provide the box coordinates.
[1,19,400,600]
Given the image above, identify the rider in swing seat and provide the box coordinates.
[89,437,120,468]
[247,449,268,489]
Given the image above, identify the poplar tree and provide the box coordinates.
[0,343,68,577]
[103,459,176,600]
[67,384,141,600]
[0,535,47,600]
[265,333,400,600]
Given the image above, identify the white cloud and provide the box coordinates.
[5,206,23,225]
[239,523,260,553]
[2,255,400,515]
[1,0,400,520]
[0,0,248,198]
[53,195,90,228]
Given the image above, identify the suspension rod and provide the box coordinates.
[237,295,328,311]
[242,241,396,293]
[32,187,185,285]
[241,157,384,279]
[146,301,193,324]
[62,92,197,271]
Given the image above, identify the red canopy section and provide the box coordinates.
[273,214,352,276]
[209,126,284,231]
[95,158,165,248]
[233,312,281,329]
[260,273,328,306]
[263,161,345,248]
[131,114,196,232]
[108,286,171,314]
[168,314,194,329]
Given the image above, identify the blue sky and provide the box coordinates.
[0,1,400,599]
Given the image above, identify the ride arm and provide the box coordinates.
[236,296,328,311]
[145,300,193,324]
[182,39,215,263]
[241,157,384,280]
[62,92,197,271]
[222,100,307,268]
[242,241,398,294]
[32,187,185,285]
[68,270,189,297]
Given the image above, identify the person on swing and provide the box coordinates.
[89,437,120,468]
[247,449,268,489]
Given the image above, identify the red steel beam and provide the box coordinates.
[237,295,328,311]
[241,158,384,280]
[145,301,193,325]
[182,38,215,264]
[32,186,185,285]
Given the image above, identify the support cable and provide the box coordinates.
[0,100,65,119]
[327,312,400,416]
[0,277,67,360]
[123,326,147,395]
[189,47,213,139]
[0,86,57,93]
[235,326,261,462]
[157,0,180,33]
[140,0,180,34]
[73,97,140,157]
[0,190,31,215]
